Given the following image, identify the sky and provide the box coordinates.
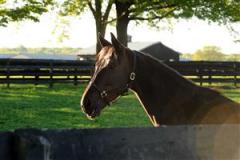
[0,11,239,54]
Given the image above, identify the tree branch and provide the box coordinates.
[103,0,113,22]
[129,3,177,14]
[105,17,117,24]
[104,10,129,24]
[129,8,176,21]
[87,1,96,17]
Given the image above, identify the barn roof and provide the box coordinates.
[140,42,180,61]
[78,41,181,61]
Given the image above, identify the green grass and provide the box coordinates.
[0,84,150,131]
[0,84,239,131]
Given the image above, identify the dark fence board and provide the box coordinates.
[0,132,13,160]
[0,59,240,87]
[0,125,239,160]
[166,61,240,86]
[0,59,94,87]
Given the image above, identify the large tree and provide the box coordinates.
[0,0,53,27]
[61,0,114,52]
[192,46,225,61]
[114,0,240,46]
[60,0,240,52]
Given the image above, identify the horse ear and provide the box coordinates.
[98,33,111,47]
[110,33,124,54]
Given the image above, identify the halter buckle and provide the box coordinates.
[101,90,107,98]
[130,72,136,81]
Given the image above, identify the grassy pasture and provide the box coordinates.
[0,84,239,131]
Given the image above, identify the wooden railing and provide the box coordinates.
[0,59,94,87]
[166,61,240,86]
[0,59,239,87]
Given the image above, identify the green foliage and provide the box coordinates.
[0,84,150,131]
[0,47,81,54]
[61,0,114,52]
[180,53,193,61]
[0,84,239,131]
[51,16,71,43]
[0,0,54,26]
[182,45,240,61]
[60,0,88,16]
[192,46,225,61]
[182,53,240,61]
[126,0,240,26]
[60,0,114,21]
[226,54,240,61]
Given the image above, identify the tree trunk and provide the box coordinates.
[115,1,132,47]
[95,19,107,53]
[93,0,106,53]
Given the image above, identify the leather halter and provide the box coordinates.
[92,51,137,105]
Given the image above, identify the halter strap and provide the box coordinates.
[129,51,137,81]
[92,51,137,105]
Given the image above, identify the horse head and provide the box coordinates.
[80,33,135,119]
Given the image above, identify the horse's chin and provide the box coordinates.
[86,109,101,120]
[83,101,107,120]
[86,114,97,120]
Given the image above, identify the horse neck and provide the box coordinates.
[129,52,196,125]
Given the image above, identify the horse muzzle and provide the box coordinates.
[81,98,104,120]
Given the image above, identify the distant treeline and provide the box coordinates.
[0,47,81,55]
[181,53,240,61]
[181,46,240,61]
[1,46,239,61]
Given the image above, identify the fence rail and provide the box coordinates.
[0,59,239,87]
[0,58,94,87]
[166,61,240,86]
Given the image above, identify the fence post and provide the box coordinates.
[34,69,39,86]
[197,66,203,86]
[6,60,10,88]
[49,61,53,88]
[209,62,212,86]
[35,75,39,86]
[74,68,78,86]
[233,63,237,87]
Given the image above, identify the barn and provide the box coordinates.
[137,42,180,61]
[78,41,181,62]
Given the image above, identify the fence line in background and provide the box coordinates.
[166,61,240,87]
[0,59,94,88]
[0,59,239,87]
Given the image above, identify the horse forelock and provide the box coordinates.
[97,46,115,60]
[96,46,116,70]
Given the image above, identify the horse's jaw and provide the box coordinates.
[152,115,160,127]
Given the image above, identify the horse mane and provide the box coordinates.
[134,50,196,88]
[133,50,229,103]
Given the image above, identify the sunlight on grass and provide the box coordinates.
[52,107,78,113]
[0,84,239,131]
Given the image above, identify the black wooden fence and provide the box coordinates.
[166,61,240,86]
[0,59,239,87]
[0,59,94,87]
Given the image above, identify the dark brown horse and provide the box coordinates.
[81,33,240,127]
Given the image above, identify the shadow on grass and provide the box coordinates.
[2,84,238,131]
[0,84,150,131]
